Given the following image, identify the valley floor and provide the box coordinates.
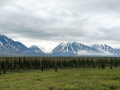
[0,68,120,90]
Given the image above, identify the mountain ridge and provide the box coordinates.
[51,42,120,56]
[0,34,45,56]
[0,34,120,56]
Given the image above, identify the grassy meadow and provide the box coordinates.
[0,68,120,90]
[0,57,120,90]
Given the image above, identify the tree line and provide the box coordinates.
[0,57,120,74]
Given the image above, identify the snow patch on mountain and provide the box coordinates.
[91,44,115,55]
[29,45,44,53]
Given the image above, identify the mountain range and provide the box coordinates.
[0,34,120,56]
[0,34,45,56]
[51,42,119,56]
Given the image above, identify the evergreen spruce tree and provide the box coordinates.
[110,65,112,69]
[3,66,6,74]
[10,63,13,71]
[114,60,117,68]
[98,59,101,69]
[76,60,79,69]
[110,59,113,69]
[42,65,44,71]
[5,57,8,70]
[0,66,2,75]
[41,60,44,71]
[13,60,16,71]
[93,62,96,68]
[87,59,90,68]
[101,62,105,69]
[23,57,26,70]
[55,64,57,72]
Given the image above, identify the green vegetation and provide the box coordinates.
[0,68,120,90]
[0,57,120,90]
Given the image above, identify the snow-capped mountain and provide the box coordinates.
[29,45,44,53]
[114,48,120,55]
[51,42,120,56]
[0,34,44,56]
[1,34,120,56]
[91,44,115,55]
[51,42,101,56]
[0,34,29,55]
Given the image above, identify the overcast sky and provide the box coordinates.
[0,0,120,52]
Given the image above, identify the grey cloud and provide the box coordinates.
[0,0,120,47]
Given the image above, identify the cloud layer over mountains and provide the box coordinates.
[0,0,120,51]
